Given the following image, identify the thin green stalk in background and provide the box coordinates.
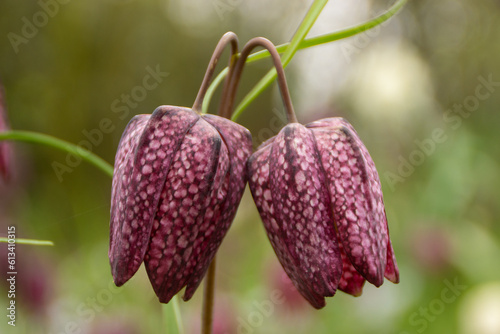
[0,237,54,246]
[0,130,114,178]
[251,0,408,62]
[163,298,184,334]
[201,0,408,118]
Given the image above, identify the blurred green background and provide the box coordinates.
[1,0,500,333]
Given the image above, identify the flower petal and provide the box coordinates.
[109,114,150,282]
[183,114,253,300]
[110,106,199,286]
[0,82,12,181]
[144,119,226,303]
[385,236,400,283]
[325,119,400,285]
[338,242,365,297]
[269,124,342,300]
[248,141,326,309]
[309,118,387,286]
[110,115,151,208]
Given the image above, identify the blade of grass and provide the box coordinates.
[162,297,184,334]
[250,0,408,62]
[0,237,54,246]
[0,130,114,178]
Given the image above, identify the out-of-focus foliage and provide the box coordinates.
[0,0,499,333]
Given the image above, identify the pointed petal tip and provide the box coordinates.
[351,290,363,297]
[109,251,141,288]
[111,272,127,287]
[303,293,326,310]
[385,238,400,284]
[158,294,175,304]
[384,265,400,284]
[182,291,194,302]
[159,299,173,304]
[385,272,400,284]
[110,262,134,287]
[311,300,326,310]
[372,275,385,288]
[340,285,364,297]
[363,265,385,287]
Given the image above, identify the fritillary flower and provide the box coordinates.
[109,106,252,302]
[248,117,399,308]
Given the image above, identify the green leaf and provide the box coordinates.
[0,237,54,246]
[0,130,114,178]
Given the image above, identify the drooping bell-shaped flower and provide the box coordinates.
[109,32,252,303]
[109,106,252,303]
[0,81,12,181]
[248,117,399,309]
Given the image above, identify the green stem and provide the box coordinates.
[0,237,54,246]
[200,0,408,118]
[0,130,114,178]
[163,297,184,334]
[202,67,228,115]
[201,259,216,334]
[281,0,329,63]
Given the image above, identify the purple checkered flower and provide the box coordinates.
[248,117,399,309]
[109,105,252,303]
[0,81,12,181]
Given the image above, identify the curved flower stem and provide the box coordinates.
[0,237,54,246]
[221,38,297,123]
[232,0,327,120]
[202,258,216,334]
[192,32,239,113]
[0,130,113,177]
[200,0,408,119]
